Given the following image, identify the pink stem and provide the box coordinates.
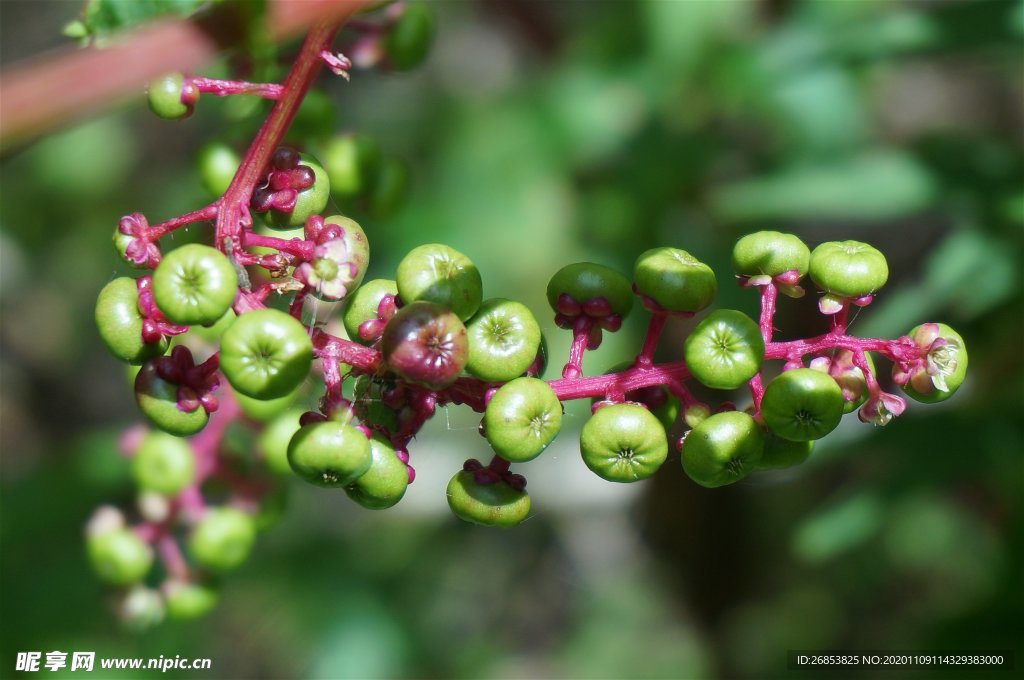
[133,522,162,542]
[830,304,850,335]
[562,317,594,379]
[242,231,315,259]
[189,390,240,482]
[635,312,667,368]
[768,334,922,366]
[322,356,343,398]
[157,534,189,580]
[215,20,343,249]
[288,294,306,321]
[664,376,701,410]
[312,330,381,373]
[147,203,219,240]
[748,373,765,412]
[551,361,691,401]
[234,287,272,314]
[759,283,777,343]
[188,76,284,100]
[852,349,882,399]
[177,486,206,517]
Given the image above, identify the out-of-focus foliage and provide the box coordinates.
[1,1,1021,678]
[63,0,220,42]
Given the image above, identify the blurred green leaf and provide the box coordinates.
[30,117,137,197]
[310,593,408,679]
[832,9,941,58]
[71,0,211,40]
[792,493,883,563]
[643,0,751,75]
[922,229,1018,316]
[861,228,1018,335]
[712,151,937,222]
[769,65,868,155]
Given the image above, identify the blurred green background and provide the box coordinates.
[1,1,1022,678]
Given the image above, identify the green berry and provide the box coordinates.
[300,215,370,301]
[446,470,530,528]
[345,434,409,509]
[683,309,765,390]
[342,278,397,345]
[465,298,542,382]
[323,133,381,199]
[287,421,372,487]
[681,411,764,487]
[396,244,483,321]
[219,309,313,400]
[135,360,208,437]
[269,153,330,229]
[633,247,717,313]
[369,156,410,220]
[580,403,668,483]
[197,142,240,196]
[235,385,300,422]
[113,230,147,270]
[757,432,813,470]
[732,231,811,278]
[546,262,633,318]
[132,430,196,496]
[761,368,845,442]
[258,409,304,476]
[189,507,256,572]
[163,580,219,620]
[147,72,192,120]
[483,377,562,463]
[118,586,165,631]
[809,240,889,298]
[88,528,153,585]
[95,277,169,364]
[152,244,238,326]
[899,323,968,403]
[385,3,436,71]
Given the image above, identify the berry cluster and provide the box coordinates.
[88,7,966,626]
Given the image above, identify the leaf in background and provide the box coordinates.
[544,65,650,165]
[643,0,751,77]
[792,492,883,564]
[831,9,941,59]
[921,228,1017,318]
[712,151,937,222]
[769,64,869,156]
[859,228,1018,336]
[68,0,219,41]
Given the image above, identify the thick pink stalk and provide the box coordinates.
[312,330,381,373]
[216,20,344,248]
[767,334,922,366]
[830,304,850,335]
[562,317,594,378]
[747,373,765,411]
[242,231,315,260]
[550,361,691,402]
[635,312,668,368]
[759,283,777,343]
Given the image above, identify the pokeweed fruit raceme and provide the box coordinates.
[88,2,967,628]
